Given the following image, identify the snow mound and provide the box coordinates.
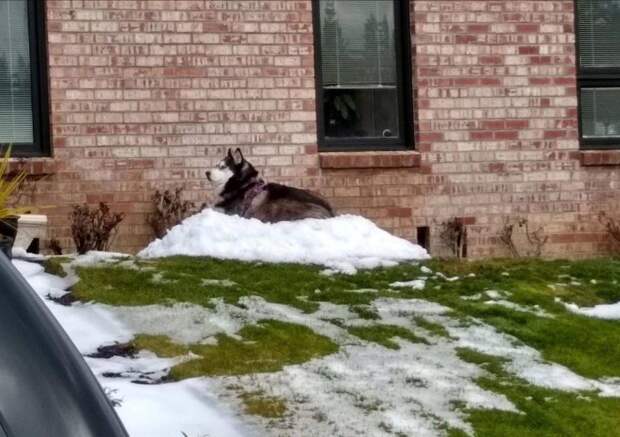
[138,209,429,273]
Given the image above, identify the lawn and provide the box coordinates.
[64,256,620,437]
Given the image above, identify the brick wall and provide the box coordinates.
[33,0,620,257]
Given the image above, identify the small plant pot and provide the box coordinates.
[0,217,18,259]
[0,235,14,259]
[0,217,19,239]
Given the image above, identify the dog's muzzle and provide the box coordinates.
[205,171,211,181]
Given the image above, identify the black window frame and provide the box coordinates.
[312,0,413,152]
[575,0,620,150]
[0,0,50,158]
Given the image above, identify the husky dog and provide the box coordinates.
[206,148,334,222]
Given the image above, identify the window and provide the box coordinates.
[576,0,620,148]
[0,0,49,156]
[313,0,412,151]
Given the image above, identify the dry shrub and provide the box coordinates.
[599,211,620,253]
[70,203,124,254]
[47,238,63,255]
[438,217,468,259]
[499,217,548,258]
[148,187,204,239]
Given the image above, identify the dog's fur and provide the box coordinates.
[206,148,334,222]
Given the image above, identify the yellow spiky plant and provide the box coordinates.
[0,146,30,224]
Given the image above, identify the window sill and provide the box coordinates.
[577,150,620,167]
[319,151,421,169]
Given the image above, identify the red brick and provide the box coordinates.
[19,0,614,259]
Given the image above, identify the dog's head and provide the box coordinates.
[206,148,258,195]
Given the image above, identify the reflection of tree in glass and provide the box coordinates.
[321,0,349,85]
[364,12,394,85]
[0,53,8,84]
[322,0,359,133]
[364,13,379,82]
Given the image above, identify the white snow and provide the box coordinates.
[211,298,517,437]
[11,253,620,437]
[138,209,429,274]
[483,300,554,318]
[12,259,251,437]
[558,298,620,320]
[448,322,620,396]
[203,278,237,287]
[484,290,504,300]
[390,279,426,290]
[101,377,246,437]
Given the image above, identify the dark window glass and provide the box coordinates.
[576,0,620,147]
[581,87,620,139]
[0,0,48,156]
[314,0,411,150]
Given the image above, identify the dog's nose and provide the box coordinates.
[205,171,211,181]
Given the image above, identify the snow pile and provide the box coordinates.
[558,298,620,320]
[138,209,429,274]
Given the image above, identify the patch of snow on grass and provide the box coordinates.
[344,288,379,294]
[483,300,554,318]
[435,272,460,282]
[390,279,426,290]
[448,322,620,395]
[461,293,483,301]
[216,334,516,436]
[557,298,620,320]
[484,290,504,299]
[109,301,248,344]
[71,250,132,267]
[202,278,237,287]
[138,209,429,274]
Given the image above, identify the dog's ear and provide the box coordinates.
[232,148,244,165]
[227,148,233,160]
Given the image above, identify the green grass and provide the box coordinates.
[347,324,428,349]
[351,304,380,320]
[414,258,620,379]
[73,255,620,436]
[414,316,450,338]
[457,346,620,437]
[43,256,72,278]
[75,256,620,379]
[240,392,288,418]
[133,319,338,379]
[74,256,395,313]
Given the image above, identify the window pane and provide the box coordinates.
[577,0,620,68]
[320,0,396,86]
[0,0,34,144]
[581,88,620,138]
[324,88,399,138]
[319,0,401,141]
